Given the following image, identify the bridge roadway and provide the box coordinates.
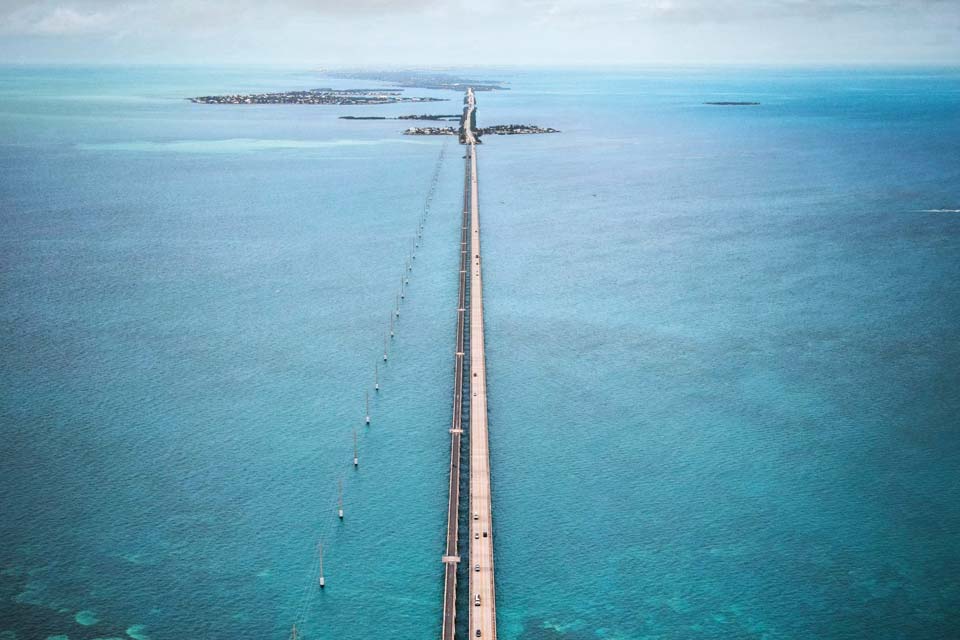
[460,88,478,145]
[465,89,497,640]
[439,118,472,640]
[441,87,496,640]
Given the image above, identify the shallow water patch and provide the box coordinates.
[74,610,98,626]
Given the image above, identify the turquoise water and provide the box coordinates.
[1,66,959,639]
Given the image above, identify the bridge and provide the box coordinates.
[442,88,497,640]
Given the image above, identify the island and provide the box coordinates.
[399,114,462,120]
[189,88,445,105]
[704,101,760,106]
[340,114,462,121]
[403,126,458,136]
[404,124,559,137]
[478,125,559,135]
[324,70,508,92]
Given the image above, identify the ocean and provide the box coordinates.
[1,66,959,640]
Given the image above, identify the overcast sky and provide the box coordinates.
[1,0,958,65]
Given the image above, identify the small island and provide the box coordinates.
[325,70,507,92]
[190,88,445,105]
[400,114,461,120]
[478,124,559,135]
[404,124,559,137]
[403,126,458,136]
[705,101,760,106]
[340,114,462,121]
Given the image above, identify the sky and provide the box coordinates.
[0,0,958,66]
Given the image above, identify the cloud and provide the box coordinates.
[1,1,121,35]
[2,0,956,35]
[275,0,442,13]
[509,0,959,24]
[0,0,445,34]
[0,0,956,63]
[18,6,111,33]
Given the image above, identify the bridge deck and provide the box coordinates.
[440,121,472,640]
[465,88,497,640]
[442,88,496,640]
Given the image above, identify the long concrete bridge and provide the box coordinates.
[441,88,497,640]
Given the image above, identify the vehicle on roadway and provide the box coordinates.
[473,512,478,520]
[476,630,482,637]
[474,594,481,606]
[483,530,488,538]
[474,564,480,572]
[474,532,479,539]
